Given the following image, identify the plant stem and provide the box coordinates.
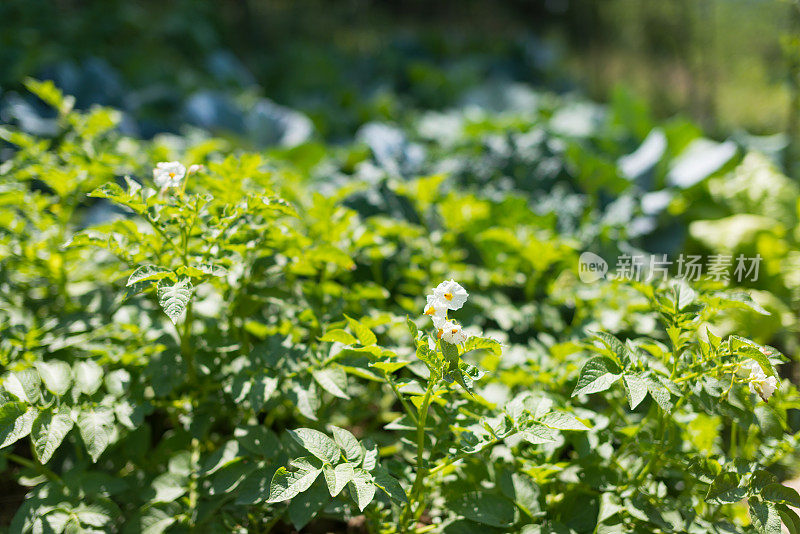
[674,363,735,384]
[385,373,418,425]
[635,410,667,483]
[147,215,180,257]
[179,301,197,384]
[6,453,64,485]
[428,437,500,476]
[186,437,201,526]
[399,378,437,533]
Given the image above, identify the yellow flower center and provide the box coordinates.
[451,328,458,334]
[437,329,443,339]
[444,292,453,300]
[424,307,435,315]
[169,172,176,178]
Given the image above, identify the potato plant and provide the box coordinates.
[0,82,799,534]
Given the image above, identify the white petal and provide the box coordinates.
[440,321,464,344]
[432,279,469,311]
[153,161,186,189]
[432,315,447,329]
[424,294,448,317]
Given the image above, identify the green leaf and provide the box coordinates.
[416,342,442,374]
[64,231,107,250]
[538,412,588,431]
[345,315,377,346]
[289,381,320,421]
[74,361,104,396]
[646,378,673,412]
[623,373,648,410]
[122,280,153,302]
[319,329,358,345]
[749,498,782,534]
[761,483,800,508]
[731,336,779,378]
[706,326,721,349]
[151,472,188,503]
[406,317,419,339]
[331,426,363,463]
[77,406,115,462]
[24,78,74,115]
[670,280,697,311]
[262,195,299,217]
[323,462,354,497]
[177,263,227,279]
[778,505,800,534]
[519,423,559,445]
[74,502,115,528]
[456,362,485,393]
[750,470,779,492]
[0,402,37,448]
[361,440,379,471]
[88,182,146,214]
[236,426,280,458]
[208,459,252,496]
[32,408,74,463]
[201,441,242,475]
[249,372,279,411]
[288,481,330,530]
[499,472,540,518]
[312,367,350,399]
[452,492,516,527]
[590,331,634,367]
[370,360,410,374]
[267,457,323,503]
[104,369,131,396]
[464,336,502,356]
[716,291,770,316]
[372,466,408,504]
[156,277,193,325]
[207,459,249,496]
[348,468,376,511]
[235,466,277,505]
[572,357,622,397]
[440,340,460,372]
[43,510,73,533]
[128,265,173,286]
[706,472,747,504]
[137,506,177,534]
[289,428,341,464]
[34,361,72,397]
[0,126,38,149]
[3,368,42,403]
[115,399,146,430]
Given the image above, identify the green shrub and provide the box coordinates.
[1,82,798,534]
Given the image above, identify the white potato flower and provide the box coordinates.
[747,362,778,402]
[440,320,469,345]
[153,161,186,189]
[424,294,448,319]
[432,279,468,311]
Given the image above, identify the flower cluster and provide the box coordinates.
[153,161,185,189]
[423,279,469,344]
[746,361,778,402]
[153,161,203,191]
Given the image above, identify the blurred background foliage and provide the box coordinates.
[0,0,796,139]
